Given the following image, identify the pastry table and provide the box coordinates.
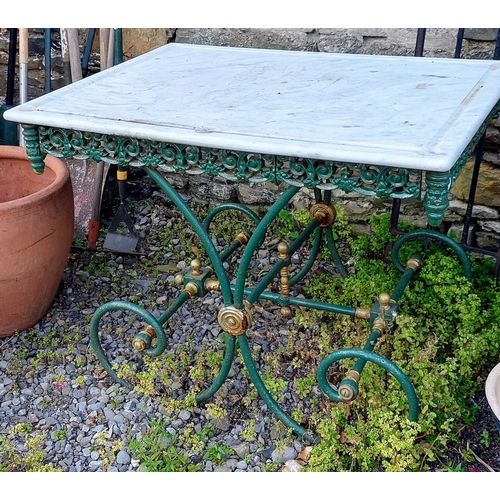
[5,43,500,443]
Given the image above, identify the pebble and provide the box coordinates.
[271,446,298,463]
[116,450,131,465]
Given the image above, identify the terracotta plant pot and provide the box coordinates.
[485,362,500,433]
[0,145,74,337]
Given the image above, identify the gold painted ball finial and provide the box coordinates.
[277,241,289,258]
[379,293,391,307]
[190,259,202,276]
[281,306,292,318]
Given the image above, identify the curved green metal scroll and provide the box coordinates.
[288,225,323,285]
[203,203,265,260]
[203,203,262,230]
[317,348,419,422]
[391,229,472,279]
[195,334,237,403]
[233,185,300,309]
[89,301,168,390]
[144,167,234,304]
[90,299,237,400]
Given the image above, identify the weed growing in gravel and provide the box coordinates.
[203,442,233,465]
[92,431,122,470]
[204,402,228,420]
[480,430,491,448]
[51,429,68,442]
[128,418,232,471]
[241,419,257,442]
[0,424,62,472]
[294,374,317,399]
[260,373,288,401]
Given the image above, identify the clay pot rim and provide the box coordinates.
[0,145,70,210]
[485,361,500,420]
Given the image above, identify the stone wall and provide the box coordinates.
[1,28,499,247]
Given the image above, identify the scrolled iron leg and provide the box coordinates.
[317,348,419,422]
[89,301,168,390]
[391,229,472,279]
[90,295,238,400]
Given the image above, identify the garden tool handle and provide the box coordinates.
[117,169,128,201]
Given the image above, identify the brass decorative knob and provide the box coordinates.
[406,257,423,272]
[218,303,252,336]
[204,279,221,292]
[184,282,199,297]
[132,326,156,352]
[190,259,202,276]
[310,202,336,227]
[235,232,250,246]
[379,293,391,308]
[281,306,292,318]
[277,241,289,258]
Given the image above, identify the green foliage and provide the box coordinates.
[294,374,317,399]
[295,214,500,471]
[260,373,288,401]
[276,209,301,239]
[330,205,352,242]
[51,429,68,442]
[273,207,312,241]
[129,419,198,472]
[241,419,257,442]
[351,213,422,261]
[479,430,491,448]
[440,461,471,472]
[0,427,62,472]
[128,418,233,471]
[203,443,233,465]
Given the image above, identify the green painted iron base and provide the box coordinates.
[89,167,472,444]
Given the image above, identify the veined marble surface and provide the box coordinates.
[5,43,500,172]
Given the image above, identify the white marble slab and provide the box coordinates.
[5,43,500,172]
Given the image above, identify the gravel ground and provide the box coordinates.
[1,171,499,473]
[0,173,316,472]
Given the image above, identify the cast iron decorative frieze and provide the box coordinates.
[276,158,421,198]
[29,125,422,199]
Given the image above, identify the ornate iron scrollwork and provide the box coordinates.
[34,126,423,198]
[277,157,421,198]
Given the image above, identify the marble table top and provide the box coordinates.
[5,43,500,173]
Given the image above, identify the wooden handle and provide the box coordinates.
[106,29,114,69]
[60,28,72,85]
[19,28,29,108]
[99,28,109,71]
[67,28,82,82]
[19,28,29,65]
